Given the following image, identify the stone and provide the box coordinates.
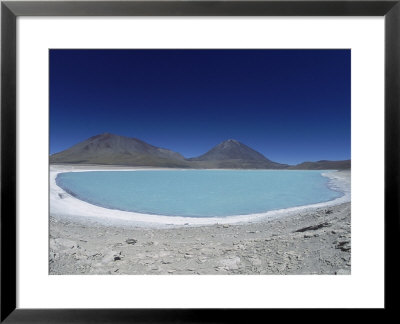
[295,222,331,233]
[335,240,351,252]
[125,239,137,245]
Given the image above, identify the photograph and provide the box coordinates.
[49,49,351,275]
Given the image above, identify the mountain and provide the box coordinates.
[189,139,288,169]
[50,133,350,170]
[50,133,190,167]
[289,160,351,170]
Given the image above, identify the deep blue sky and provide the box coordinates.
[50,49,350,165]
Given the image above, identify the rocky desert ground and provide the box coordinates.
[50,201,351,275]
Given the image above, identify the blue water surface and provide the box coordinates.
[56,170,342,217]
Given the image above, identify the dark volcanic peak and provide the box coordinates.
[70,132,183,159]
[192,139,271,162]
[50,133,187,166]
[189,139,288,169]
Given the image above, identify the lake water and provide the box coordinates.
[56,170,343,218]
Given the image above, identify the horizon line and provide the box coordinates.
[50,132,351,165]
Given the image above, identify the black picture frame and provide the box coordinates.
[1,0,398,322]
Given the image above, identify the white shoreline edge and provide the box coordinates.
[50,166,351,228]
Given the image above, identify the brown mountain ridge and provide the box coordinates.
[50,133,350,170]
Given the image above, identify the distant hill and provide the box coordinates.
[50,133,350,170]
[189,139,288,169]
[50,133,190,167]
[289,160,351,170]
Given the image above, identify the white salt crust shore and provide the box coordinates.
[50,165,351,228]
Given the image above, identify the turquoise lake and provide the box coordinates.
[56,170,343,217]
